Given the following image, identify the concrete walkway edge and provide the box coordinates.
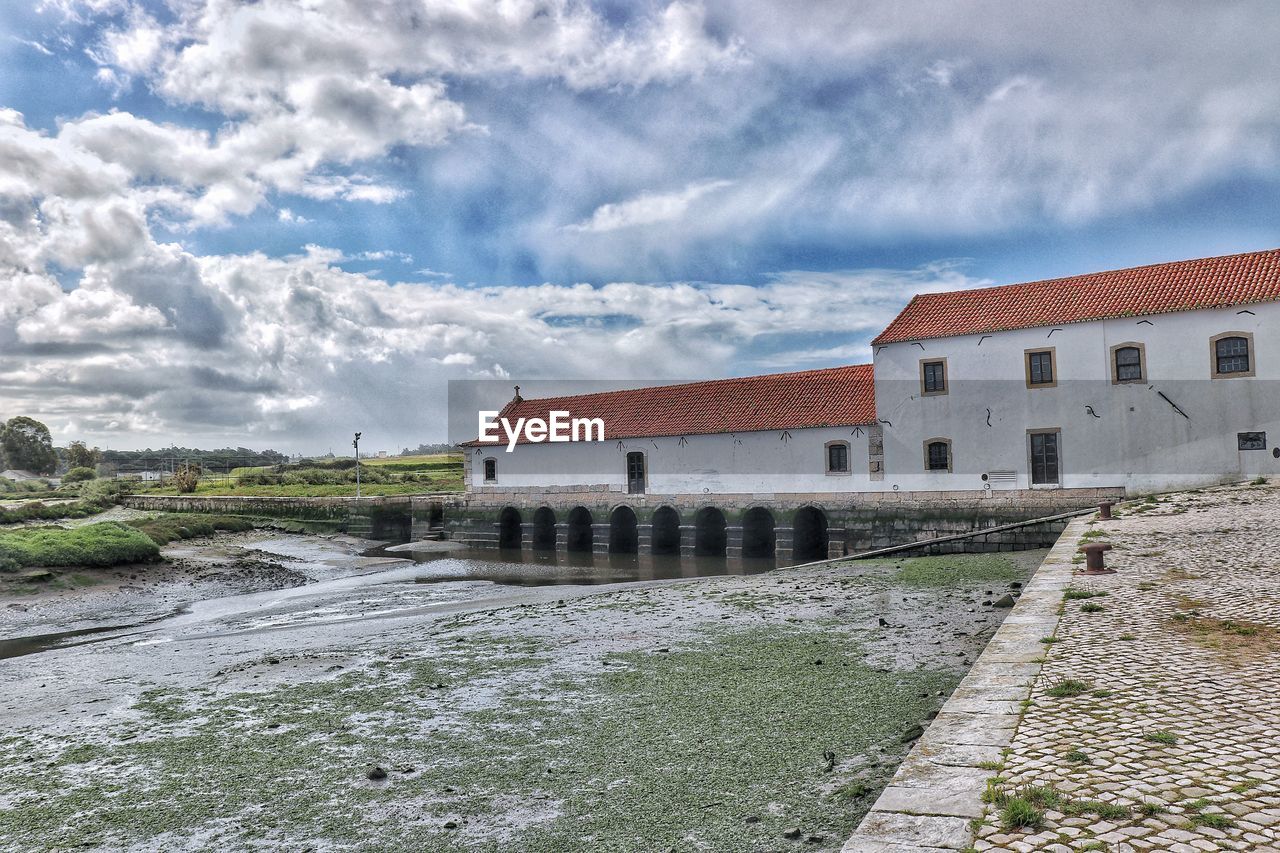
[841,517,1092,852]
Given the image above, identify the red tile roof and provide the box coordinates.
[873,248,1280,345]
[470,364,875,445]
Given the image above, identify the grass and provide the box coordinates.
[999,798,1044,831]
[890,554,1025,587]
[1044,679,1091,698]
[1064,749,1089,763]
[127,514,257,545]
[1063,588,1107,600]
[144,453,467,497]
[1144,730,1178,745]
[1079,602,1105,613]
[0,522,160,569]
[1188,811,1234,829]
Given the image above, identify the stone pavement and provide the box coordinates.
[846,481,1280,852]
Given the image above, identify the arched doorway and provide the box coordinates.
[498,507,522,550]
[651,506,681,555]
[742,507,776,558]
[609,506,638,554]
[694,507,727,557]
[566,506,594,553]
[532,507,556,551]
[792,506,829,562]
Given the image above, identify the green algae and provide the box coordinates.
[0,625,952,851]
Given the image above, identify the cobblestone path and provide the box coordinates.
[975,482,1280,852]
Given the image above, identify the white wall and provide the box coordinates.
[872,302,1280,493]
[468,425,873,494]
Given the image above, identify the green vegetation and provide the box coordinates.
[1064,749,1089,763]
[0,522,159,570]
[891,553,1024,587]
[138,452,464,497]
[1044,679,1091,698]
[127,514,257,545]
[1188,811,1234,829]
[1000,798,1044,830]
[1144,730,1178,745]
[1080,601,1105,613]
[1063,588,1107,600]
[62,466,97,483]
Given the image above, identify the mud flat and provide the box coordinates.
[0,533,1045,851]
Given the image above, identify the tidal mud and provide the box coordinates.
[0,534,1043,851]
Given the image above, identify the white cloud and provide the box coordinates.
[564,180,733,234]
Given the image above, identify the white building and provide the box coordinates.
[467,248,1280,499]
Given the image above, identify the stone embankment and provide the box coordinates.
[845,481,1280,852]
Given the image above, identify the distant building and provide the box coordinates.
[0,469,44,482]
[377,450,388,458]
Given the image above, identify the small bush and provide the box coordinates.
[173,463,201,494]
[63,467,97,483]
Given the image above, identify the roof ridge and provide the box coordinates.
[510,363,871,406]
[874,247,1280,345]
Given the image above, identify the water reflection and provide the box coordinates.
[377,547,795,587]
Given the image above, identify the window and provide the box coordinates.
[483,458,497,482]
[625,451,646,494]
[920,359,947,396]
[1029,430,1061,486]
[1214,334,1252,376]
[1105,343,1146,381]
[1025,349,1056,388]
[1239,432,1267,451]
[925,439,951,472]
[826,441,849,474]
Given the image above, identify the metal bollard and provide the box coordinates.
[1099,501,1114,520]
[1079,542,1115,574]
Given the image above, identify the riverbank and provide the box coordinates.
[0,536,1045,851]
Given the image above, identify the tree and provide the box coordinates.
[1,417,58,475]
[66,441,101,470]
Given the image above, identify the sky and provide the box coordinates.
[1,1,1279,454]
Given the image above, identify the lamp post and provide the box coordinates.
[353,432,362,498]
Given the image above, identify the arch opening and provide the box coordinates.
[531,507,556,551]
[792,506,829,563]
[609,506,638,554]
[742,507,776,558]
[651,506,681,555]
[566,506,594,553]
[498,507,522,550]
[694,507,727,557]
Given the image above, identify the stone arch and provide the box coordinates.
[531,506,556,551]
[650,505,681,556]
[694,506,727,557]
[566,506,594,553]
[609,505,638,554]
[742,506,776,558]
[498,506,522,550]
[792,505,829,563]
